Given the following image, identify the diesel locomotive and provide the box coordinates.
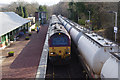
[48,15,71,64]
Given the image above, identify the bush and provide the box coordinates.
[8,51,14,57]
[8,51,14,54]
[31,29,35,31]
[78,19,85,25]
[25,36,29,40]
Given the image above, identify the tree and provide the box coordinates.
[23,6,28,18]
[68,2,86,23]
[68,2,75,20]
[38,5,44,12]
[42,5,47,12]
[85,4,102,30]
[16,6,24,17]
[0,1,39,17]
[38,5,47,12]
[75,2,85,15]
[26,2,39,16]
[19,6,24,17]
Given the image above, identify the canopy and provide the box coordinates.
[0,12,30,36]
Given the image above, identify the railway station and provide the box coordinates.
[0,1,120,80]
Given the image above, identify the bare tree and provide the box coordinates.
[0,1,39,17]
[47,2,69,18]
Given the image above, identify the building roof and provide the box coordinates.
[0,12,30,36]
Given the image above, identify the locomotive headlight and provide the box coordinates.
[66,52,70,54]
[59,33,61,35]
[50,52,55,54]
[51,53,54,54]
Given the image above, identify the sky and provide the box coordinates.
[0,0,61,6]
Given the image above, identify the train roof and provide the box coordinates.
[85,32,117,47]
[49,23,70,38]
[50,15,62,26]
[75,24,118,47]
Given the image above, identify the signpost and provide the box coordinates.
[114,26,118,42]
[114,26,118,33]
[108,11,118,42]
[88,11,91,31]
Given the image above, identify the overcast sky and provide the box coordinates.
[0,0,61,6]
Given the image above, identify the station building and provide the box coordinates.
[0,12,31,49]
[35,11,47,24]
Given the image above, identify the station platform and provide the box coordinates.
[1,24,48,79]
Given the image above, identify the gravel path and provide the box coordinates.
[2,24,48,79]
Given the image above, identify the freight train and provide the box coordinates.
[58,15,120,79]
[48,15,71,64]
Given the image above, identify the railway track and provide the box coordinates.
[52,64,71,79]
[45,40,88,80]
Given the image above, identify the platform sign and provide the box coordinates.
[114,26,118,33]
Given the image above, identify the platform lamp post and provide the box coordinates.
[108,11,118,42]
[88,11,90,21]
[88,11,91,31]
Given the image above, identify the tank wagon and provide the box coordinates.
[58,15,120,78]
[101,52,120,79]
[48,15,71,64]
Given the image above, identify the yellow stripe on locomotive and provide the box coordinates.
[49,46,71,58]
[49,46,71,64]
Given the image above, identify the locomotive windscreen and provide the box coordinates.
[52,35,68,46]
